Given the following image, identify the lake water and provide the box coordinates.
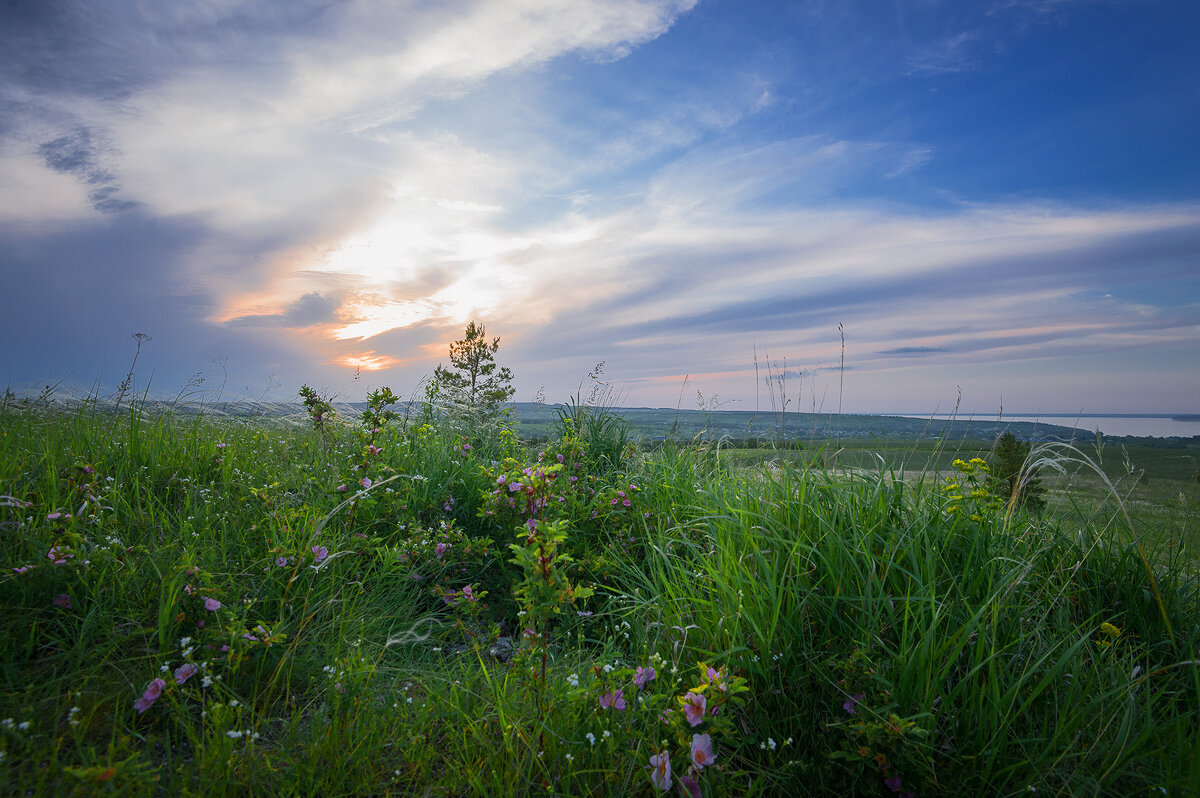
[895,414,1200,439]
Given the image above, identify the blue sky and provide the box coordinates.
[1,0,1197,413]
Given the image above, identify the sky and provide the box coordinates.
[2,0,1198,414]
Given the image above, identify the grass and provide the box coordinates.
[0,396,1197,796]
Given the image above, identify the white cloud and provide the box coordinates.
[0,149,94,224]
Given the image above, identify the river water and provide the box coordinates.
[899,414,1200,439]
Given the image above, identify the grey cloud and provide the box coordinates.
[227,292,340,328]
[0,212,310,396]
[0,1,331,102]
[38,126,136,213]
[878,346,950,357]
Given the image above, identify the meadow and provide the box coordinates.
[1,392,1198,796]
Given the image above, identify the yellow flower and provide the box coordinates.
[971,489,989,498]
[1100,622,1122,638]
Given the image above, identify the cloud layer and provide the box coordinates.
[1,0,1197,413]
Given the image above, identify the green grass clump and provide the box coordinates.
[0,398,1196,796]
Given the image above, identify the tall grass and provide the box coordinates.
[0,396,1196,796]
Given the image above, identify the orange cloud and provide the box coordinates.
[334,351,405,371]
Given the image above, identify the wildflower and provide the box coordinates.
[586,732,596,746]
[648,752,672,791]
[275,556,288,568]
[690,734,716,769]
[336,484,348,492]
[134,678,167,713]
[1100,622,1122,638]
[312,545,328,564]
[174,663,198,685]
[843,693,863,715]
[53,593,73,609]
[360,477,372,489]
[678,772,701,798]
[885,775,904,792]
[435,542,448,559]
[599,690,626,711]
[634,665,657,690]
[368,444,382,455]
[681,692,707,726]
[13,566,32,574]
[204,597,221,611]
[47,545,73,564]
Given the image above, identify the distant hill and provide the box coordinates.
[13,395,1153,444]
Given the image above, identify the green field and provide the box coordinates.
[1,396,1197,796]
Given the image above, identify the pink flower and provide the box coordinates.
[336,484,348,492]
[367,444,382,455]
[648,752,672,791]
[682,692,707,727]
[634,665,657,690]
[275,556,289,568]
[174,663,198,685]
[53,593,73,609]
[678,772,701,798]
[598,689,626,711]
[461,585,475,601]
[204,597,221,611]
[689,734,716,770]
[312,545,328,564]
[435,542,448,559]
[843,693,863,715]
[13,565,32,574]
[134,678,167,713]
[47,545,73,564]
[360,476,372,489]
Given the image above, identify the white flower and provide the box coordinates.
[586,732,596,746]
